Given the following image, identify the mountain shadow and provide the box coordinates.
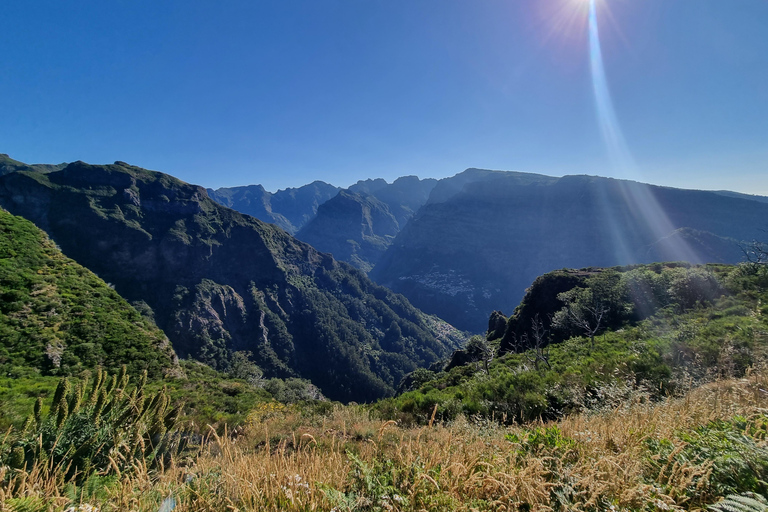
[372,171,768,332]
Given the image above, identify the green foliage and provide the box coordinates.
[227,350,264,385]
[505,425,576,458]
[1,368,182,482]
[708,493,768,512]
[380,263,768,425]
[647,416,768,502]
[164,360,272,430]
[263,377,324,403]
[667,266,725,311]
[0,208,175,379]
[324,451,408,512]
[0,162,464,403]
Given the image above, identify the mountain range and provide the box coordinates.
[0,160,464,402]
[4,153,768,397]
[206,181,340,235]
[209,168,768,332]
[373,172,768,330]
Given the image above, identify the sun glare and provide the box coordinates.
[536,0,594,46]
[582,0,702,264]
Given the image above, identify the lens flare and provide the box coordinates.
[588,0,634,176]
[585,0,701,265]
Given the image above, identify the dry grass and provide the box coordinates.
[2,372,767,512]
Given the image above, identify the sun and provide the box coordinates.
[536,0,591,44]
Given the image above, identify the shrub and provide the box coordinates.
[2,367,183,482]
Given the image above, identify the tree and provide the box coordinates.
[742,238,768,268]
[552,271,631,350]
[553,286,608,350]
[523,314,551,370]
[466,335,494,374]
[228,350,264,386]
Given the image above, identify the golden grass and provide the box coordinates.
[2,372,767,511]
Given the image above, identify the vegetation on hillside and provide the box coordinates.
[1,372,765,511]
[0,208,177,380]
[0,161,465,402]
[0,154,67,176]
[378,262,768,425]
[1,157,767,510]
[0,261,765,510]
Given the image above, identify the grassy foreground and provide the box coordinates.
[1,371,767,511]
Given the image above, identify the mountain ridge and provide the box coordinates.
[0,160,465,402]
[372,172,768,331]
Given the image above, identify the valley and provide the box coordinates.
[0,155,767,511]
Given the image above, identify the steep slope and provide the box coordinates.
[207,181,340,234]
[295,176,438,271]
[0,162,464,402]
[349,175,438,228]
[0,208,178,378]
[372,172,768,332]
[295,191,400,272]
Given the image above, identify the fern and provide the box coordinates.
[709,492,768,512]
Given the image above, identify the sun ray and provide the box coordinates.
[585,0,702,264]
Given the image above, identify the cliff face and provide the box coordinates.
[295,190,400,272]
[0,161,464,402]
[207,181,341,234]
[295,177,438,272]
[348,175,438,228]
[372,172,768,332]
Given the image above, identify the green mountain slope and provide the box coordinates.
[382,262,768,424]
[0,153,67,176]
[0,161,464,402]
[0,208,178,379]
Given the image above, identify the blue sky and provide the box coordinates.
[2,0,767,194]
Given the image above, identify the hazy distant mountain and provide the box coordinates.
[349,175,438,227]
[296,190,400,273]
[425,168,552,204]
[296,176,438,271]
[0,161,464,402]
[372,171,768,332]
[714,190,768,205]
[207,181,341,234]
